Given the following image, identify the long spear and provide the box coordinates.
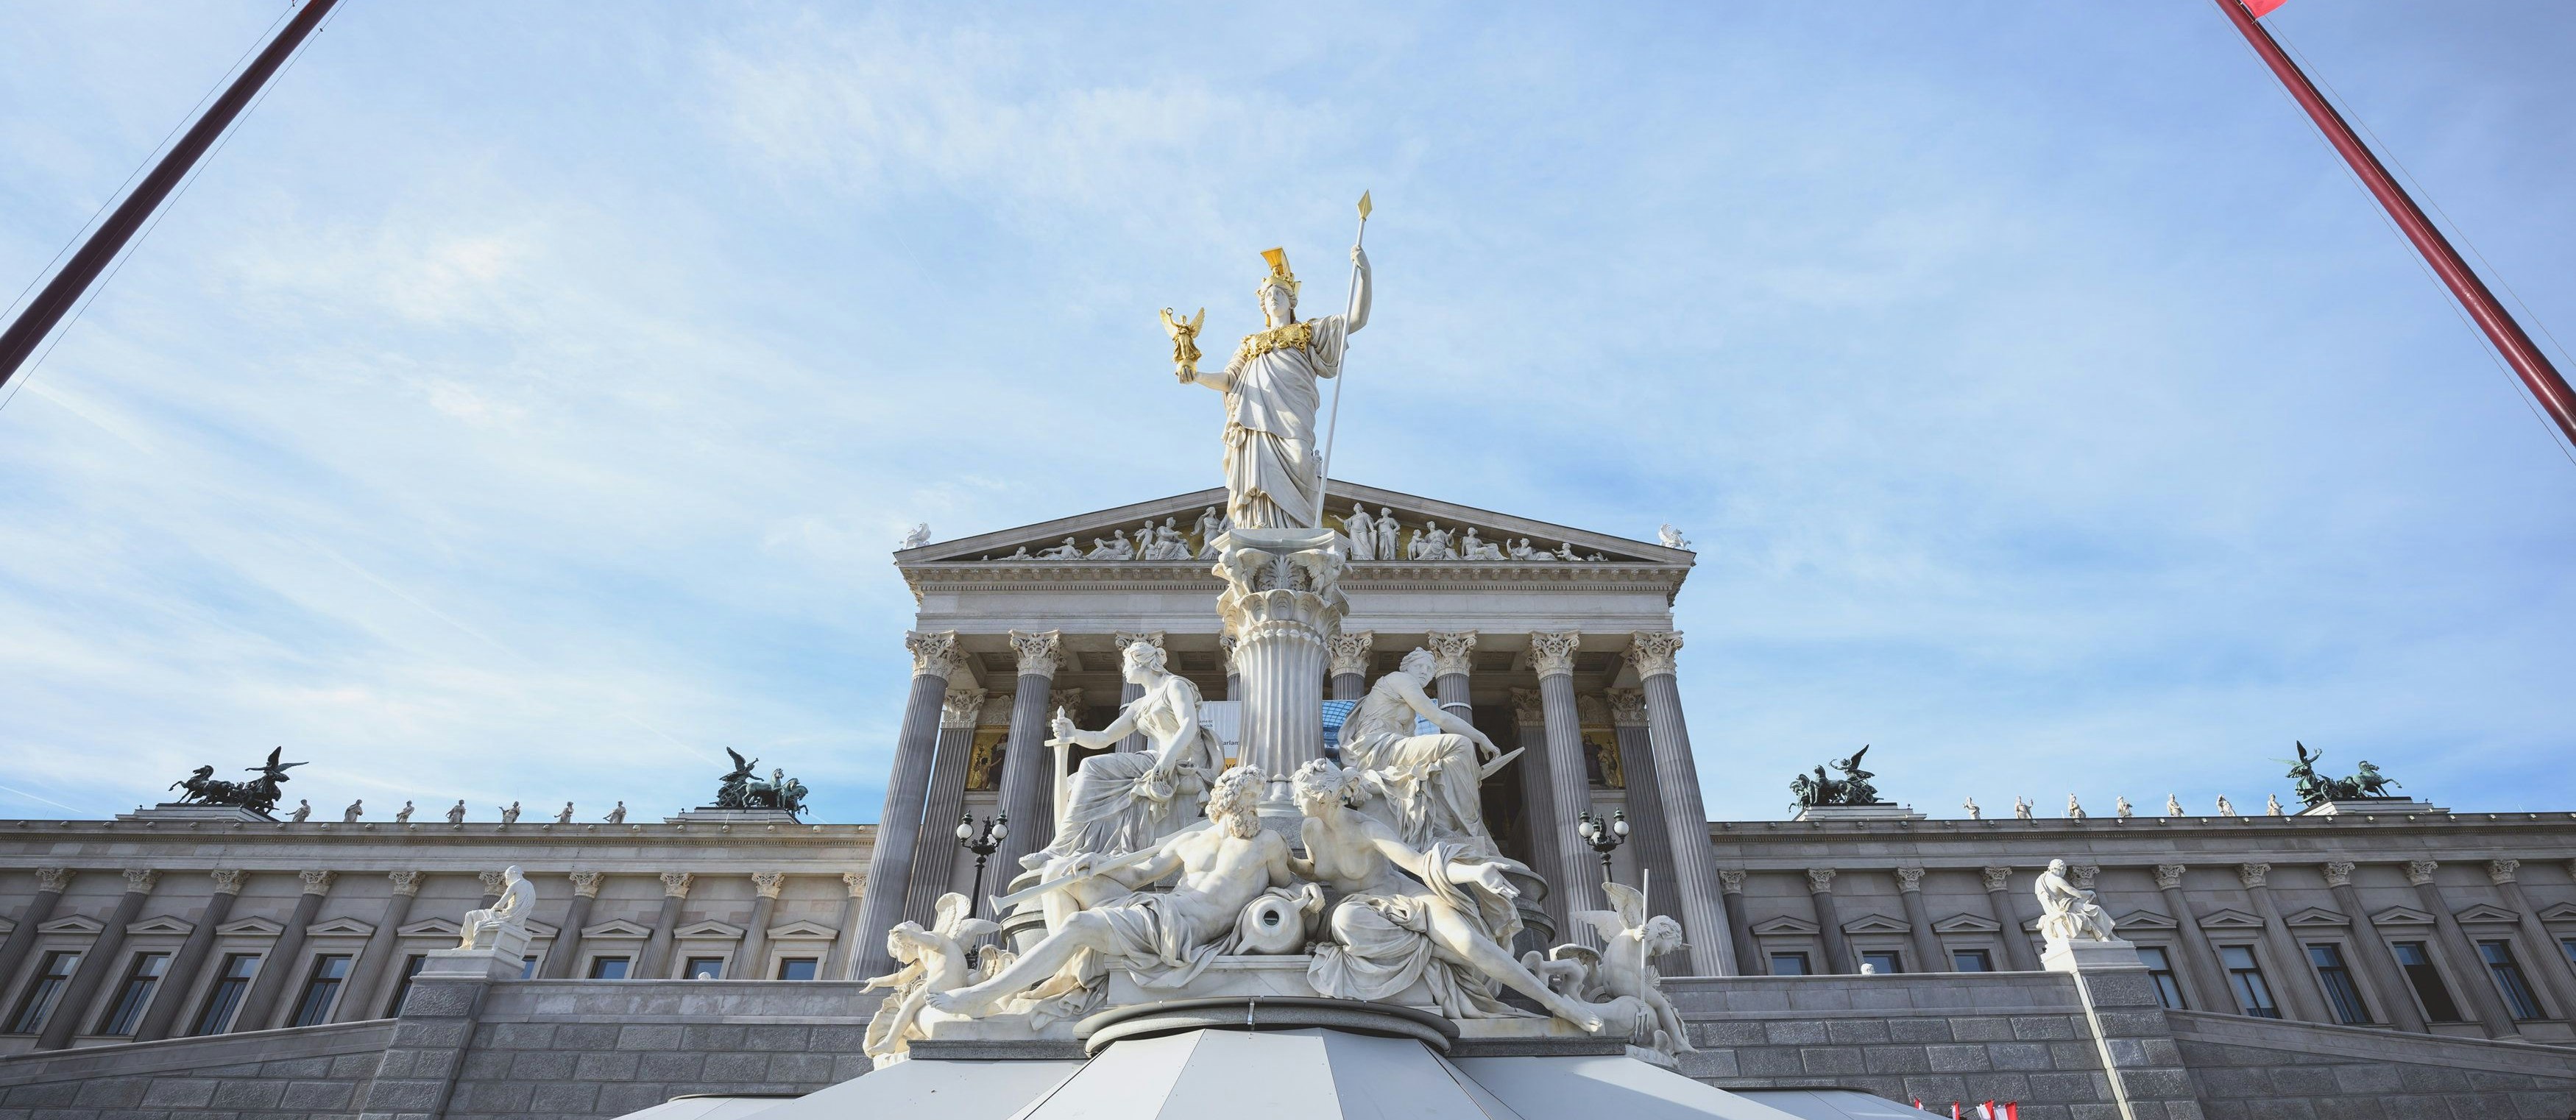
[2213,0,2576,449]
[1314,191,1370,525]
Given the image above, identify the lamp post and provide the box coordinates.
[1576,808,1629,883]
[955,812,1008,918]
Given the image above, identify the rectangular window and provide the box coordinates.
[5,951,82,1034]
[96,951,171,1035]
[190,954,262,1036]
[2391,942,2464,1021]
[776,958,818,982]
[2221,945,2280,1018]
[587,957,631,979]
[386,954,428,1017]
[1766,951,1811,977]
[1950,949,1993,973]
[289,954,353,1027]
[520,955,539,979]
[2479,941,2546,1021]
[684,957,725,980]
[2561,938,2576,972]
[1860,951,1903,975]
[2137,946,2187,1010]
[2306,944,2373,1025]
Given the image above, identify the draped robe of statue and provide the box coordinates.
[1206,314,1348,530]
[1340,676,1497,857]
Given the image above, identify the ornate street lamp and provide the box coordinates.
[955,811,1008,920]
[1575,808,1629,882]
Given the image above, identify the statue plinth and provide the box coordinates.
[666,808,803,825]
[1211,528,1346,817]
[424,924,533,981]
[1791,803,1925,822]
[121,804,272,823]
[2294,798,2446,817]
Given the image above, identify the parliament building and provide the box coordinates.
[1,481,2572,1120]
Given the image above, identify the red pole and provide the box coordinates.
[0,0,339,394]
[2214,0,2576,450]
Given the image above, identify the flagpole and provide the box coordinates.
[0,0,340,395]
[2213,0,2576,450]
[1314,191,1370,525]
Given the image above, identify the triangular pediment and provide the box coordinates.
[2539,902,2576,923]
[2196,908,2265,930]
[582,918,654,939]
[2453,903,2519,924]
[216,916,283,937]
[307,916,376,937]
[2113,910,2179,931]
[127,915,197,935]
[1750,915,1818,936]
[768,919,838,940]
[674,919,745,940]
[400,918,461,938]
[1839,913,1912,935]
[898,481,1693,569]
[2284,907,2349,927]
[1931,912,2000,934]
[38,915,102,935]
[2370,905,2436,926]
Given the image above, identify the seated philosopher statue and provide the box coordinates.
[458,865,536,949]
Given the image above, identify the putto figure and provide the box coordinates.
[862,893,1005,1067]
[1172,244,1371,531]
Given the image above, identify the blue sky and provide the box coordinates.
[2,1,2570,826]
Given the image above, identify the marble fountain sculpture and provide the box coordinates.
[614,208,1821,1120]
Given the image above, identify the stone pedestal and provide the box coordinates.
[423,926,531,981]
[1791,803,1927,822]
[2296,798,2448,816]
[120,804,272,823]
[665,808,804,825]
[1211,528,1346,818]
[2042,938,2205,1120]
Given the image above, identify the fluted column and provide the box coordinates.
[905,689,986,929]
[1807,868,1853,974]
[1509,687,1565,936]
[2491,860,2576,1020]
[640,873,692,979]
[2323,862,2424,1032]
[2154,865,2236,1011]
[1895,868,1945,972]
[1327,631,1373,701]
[337,871,420,1021]
[740,873,785,978]
[541,872,604,979]
[231,870,333,1033]
[1604,690,1676,919]
[1716,870,1763,973]
[1984,866,2041,971]
[994,631,1063,871]
[0,868,71,1013]
[1426,632,1476,719]
[2410,860,2517,1036]
[826,873,866,981]
[2239,863,2331,1022]
[37,869,157,1049]
[135,869,237,1041]
[855,629,960,979]
[1112,634,1163,752]
[1627,631,1734,976]
[1532,633,1598,937]
[1216,529,1345,816]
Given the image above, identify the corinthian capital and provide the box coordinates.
[1008,630,1063,677]
[941,687,990,728]
[35,868,73,893]
[2154,864,2187,890]
[842,871,866,897]
[2070,865,2100,890]
[660,871,695,899]
[1625,631,1685,678]
[123,868,161,893]
[2405,860,2438,886]
[1049,687,1083,715]
[209,868,243,895]
[1426,631,1478,677]
[2321,862,2354,888]
[1528,631,1580,678]
[1218,634,1240,674]
[751,871,787,899]
[1805,868,1837,893]
[1717,868,1747,894]
[569,871,604,898]
[297,869,335,895]
[906,630,963,678]
[1510,687,1545,726]
[1327,631,1375,678]
[2237,863,2270,890]
[1605,688,1649,727]
[1112,631,1165,656]
[2488,859,2520,885]
[1895,867,1925,892]
[388,870,423,896]
[1982,866,2013,892]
